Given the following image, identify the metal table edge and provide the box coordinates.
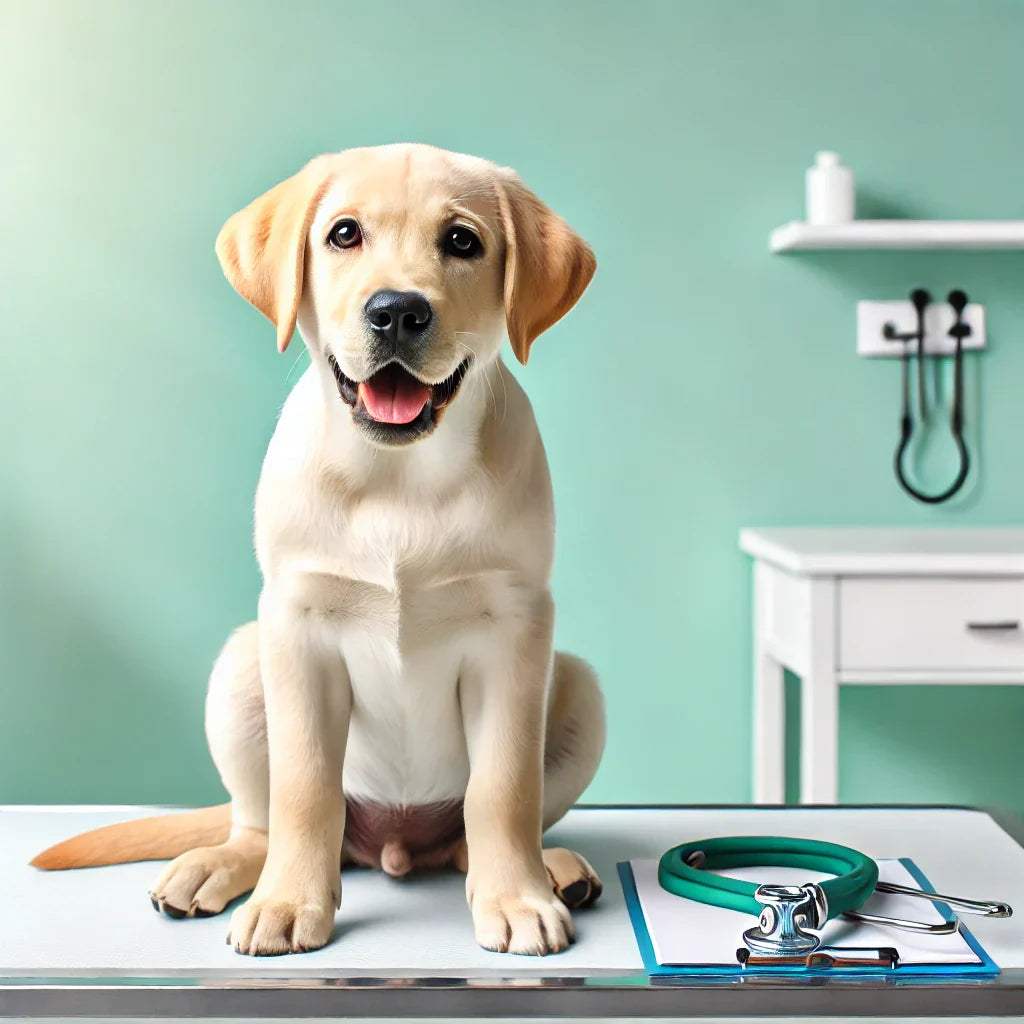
[2,802,1022,1019]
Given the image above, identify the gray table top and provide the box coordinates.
[2,803,1023,1018]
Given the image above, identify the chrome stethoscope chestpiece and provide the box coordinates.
[742,883,824,955]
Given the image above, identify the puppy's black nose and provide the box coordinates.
[363,290,433,348]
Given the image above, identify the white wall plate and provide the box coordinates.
[857,300,986,357]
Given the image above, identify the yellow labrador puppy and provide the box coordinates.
[32,144,605,957]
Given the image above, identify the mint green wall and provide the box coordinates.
[2,0,1022,811]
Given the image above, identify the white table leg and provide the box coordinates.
[753,649,786,803]
[752,561,786,803]
[800,579,839,804]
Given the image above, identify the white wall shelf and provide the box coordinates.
[770,219,1024,253]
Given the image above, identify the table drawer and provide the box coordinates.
[838,578,1024,671]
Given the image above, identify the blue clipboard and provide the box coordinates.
[618,858,999,978]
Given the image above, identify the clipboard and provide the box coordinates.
[619,857,999,978]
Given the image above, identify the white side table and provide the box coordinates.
[741,527,1024,804]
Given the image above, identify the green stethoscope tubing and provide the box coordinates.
[658,836,879,921]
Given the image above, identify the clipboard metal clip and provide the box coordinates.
[737,945,900,970]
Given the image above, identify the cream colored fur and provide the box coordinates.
[33,144,605,958]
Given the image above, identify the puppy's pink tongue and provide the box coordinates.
[358,370,431,425]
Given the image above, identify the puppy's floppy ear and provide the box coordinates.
[494,173,596,365]
[215,158,332,353]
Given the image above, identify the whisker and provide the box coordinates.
[450,338,495,414]
[285,347,310,383]
[497,361,509,425]
[450,338,506,423]
[476,357,497,415]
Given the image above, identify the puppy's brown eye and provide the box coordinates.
[443,226,482,259]
[328,218,362,249]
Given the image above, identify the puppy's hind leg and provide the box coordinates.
[541,652,605,910]
[151,622,270,918]
[150,826,267,918]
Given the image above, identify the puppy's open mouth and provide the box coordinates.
[327,354,471,445]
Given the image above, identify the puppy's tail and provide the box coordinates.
[29,804,232,870]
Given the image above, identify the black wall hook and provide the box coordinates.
[893,288,971,504]
[885,288,930,420]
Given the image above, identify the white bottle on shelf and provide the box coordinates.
[805,151,855,224]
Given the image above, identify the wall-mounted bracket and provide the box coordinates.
[857,300,986,357]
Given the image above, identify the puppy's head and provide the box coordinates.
[216,144,595,447]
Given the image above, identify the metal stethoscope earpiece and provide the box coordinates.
[890,287,971,505]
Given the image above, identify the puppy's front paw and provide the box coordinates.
[227,889,335,956]
[470,880,575,955]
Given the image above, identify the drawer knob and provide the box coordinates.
[966,620,1021,632]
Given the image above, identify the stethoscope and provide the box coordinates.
[658,836,1012,968]
[887,288,971,504]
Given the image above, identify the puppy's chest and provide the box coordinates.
[285,495,512,644]
[319,518,508,806]
[338,497,489,590]
[339,585,475,807]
